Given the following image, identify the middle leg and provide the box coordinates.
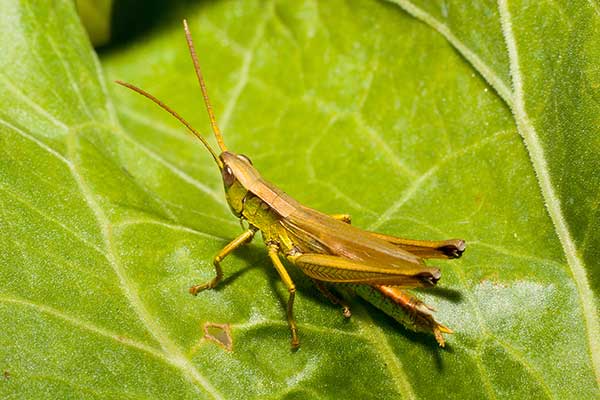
[267,244,300,349]
[311,279,352,318]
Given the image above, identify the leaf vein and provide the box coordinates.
[353,303,417,400]
[43,3,96,122]
[0,296,164,360]
[219,5,271,133]
[369,128,513,230]
[0,73,68,131]
[452,267,497,399]
[388,0,513,106]
[497,0,600,380]
[0,184,104,255]
[119,131,224,205]
[115,218,228,242]
[490,334,555,399]
[65,130,224,399]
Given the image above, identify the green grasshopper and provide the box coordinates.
[116,20,465,348]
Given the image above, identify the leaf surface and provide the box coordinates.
[1,0,598,398]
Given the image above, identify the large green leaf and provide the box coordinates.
[1,0,597,398]
[388,0,600,359]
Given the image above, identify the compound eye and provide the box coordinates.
[222,165,235,186]
[237,154,253,165]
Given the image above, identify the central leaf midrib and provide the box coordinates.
[389,0,599,380]
[496,0,600,380]
[65,129,223,399]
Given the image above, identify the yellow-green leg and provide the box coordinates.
[267,244,300,349]
[189,229,255,295]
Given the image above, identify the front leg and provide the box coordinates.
[189,228,255,295]
[267,244,300,349]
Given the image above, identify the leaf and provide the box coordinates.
[387,0,600,333]
[1,1,597,399]
[75,0,113,46]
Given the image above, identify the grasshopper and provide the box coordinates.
[116,20,465,348]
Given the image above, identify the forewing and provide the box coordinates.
[282,205,429,273]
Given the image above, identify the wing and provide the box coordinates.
[281,204,439,277]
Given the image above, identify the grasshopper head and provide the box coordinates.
[220,151,257,216]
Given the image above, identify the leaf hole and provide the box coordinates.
[203,322,233,352]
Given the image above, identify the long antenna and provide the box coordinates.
[183,19,227,152]
[115,80,223,169]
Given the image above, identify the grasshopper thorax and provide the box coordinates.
[219,151,257,216]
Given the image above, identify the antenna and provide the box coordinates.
[183,19,228,152]
[115,80,223,169]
